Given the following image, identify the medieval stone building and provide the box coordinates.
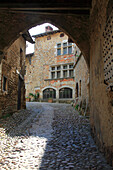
[0,31,34,117]
[0,0,113,165]
[25,26,89,105]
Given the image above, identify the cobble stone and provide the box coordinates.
[0,102,112,170]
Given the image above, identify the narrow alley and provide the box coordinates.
[0,103,112,170]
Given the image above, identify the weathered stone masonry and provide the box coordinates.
[0,32,34,117]
[74,54,89,116]
[25,29,76,103]
[90,0,113,165]
[25,28,89,111]
[0,0,113,166]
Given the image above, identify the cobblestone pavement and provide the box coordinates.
[0,102,112,170]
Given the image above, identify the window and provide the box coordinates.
[51,72,55,79]
[59,88,72,98]
[57,66,61,70]
[63,42,67,54]
[79,80,81,96]
[68,46,72,54]
[63,65,67,69]
[56,42,73,56]
[47,36,51,40]
[63,42,72,55]
[51,67,55,70]
[57,43,61,55]
[57,71,61,78]
[68,42,72,46]
[50,63,74,79]
[43,88,56,99]
[68,43,72,54]
[69,64,73,68]
[63,70,67,78]
[60,33,64,37]
[69,70,73,77]
[76,83,79,97]
[3,76,7,91]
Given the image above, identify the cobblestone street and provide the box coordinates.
[0,102,112,170]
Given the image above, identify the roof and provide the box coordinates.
[32,30,61,38]
[22,31,34,44]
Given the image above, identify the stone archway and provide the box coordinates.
[0,0,113,166]
[0,2,91,67]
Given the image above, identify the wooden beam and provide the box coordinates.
[0,1,92,9]
[1,7,91,10]
[7,9,90,15]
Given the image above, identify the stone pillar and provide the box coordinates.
[56,89,59,103]
[55,66,57,79]
[73,88,75,99]
[67,65,69,77]
[61,65,63,78]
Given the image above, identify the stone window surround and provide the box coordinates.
[59,87,73,99]
[43,88,56,99]
[50,63,74,79]
[41,86,75,100]
[56,40,74,56]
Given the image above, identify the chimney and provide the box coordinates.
[45,26,53,32]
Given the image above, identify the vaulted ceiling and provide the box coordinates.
[0,0,92,66]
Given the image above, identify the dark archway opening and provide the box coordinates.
[59,88,72,99]
[43,88,56,99]
[76,82,79,98]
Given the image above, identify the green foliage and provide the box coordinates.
[75,104,79,110]
[29,93,34,97]
[26,96,30,99]
[75,55,79,57]
[29,92,39,101]
[1,113,12,119]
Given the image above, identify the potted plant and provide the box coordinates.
[26,96,31,102]
[48,98,53,103]
[29,92,39,102]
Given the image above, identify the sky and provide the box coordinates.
[26,23,58,54]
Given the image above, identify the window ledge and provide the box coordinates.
[55,53,74,57]
[44,77,74,81]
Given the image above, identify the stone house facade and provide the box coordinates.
[74,53,89,115]
[0,31,34,117]
[25,26,89,104]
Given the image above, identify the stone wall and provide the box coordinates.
[25,54,34,100]
[0,36,26,117]
[74,55,89,116]
[25,31,76,102]
[90,0,113,165]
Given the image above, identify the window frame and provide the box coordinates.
[63,42,73,55]
[57,43,61,56]
[50,63,74,79]
[51,72,55,79]
[3,76,8,92]
[56,42,73,56]
[57,71,61,78]
[59,88,73,99]
[43,88,56,99]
